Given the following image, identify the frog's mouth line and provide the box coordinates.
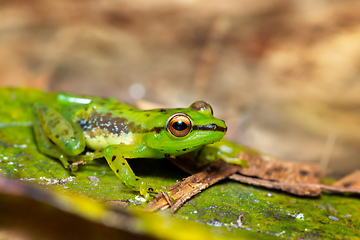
[192,124,227,133]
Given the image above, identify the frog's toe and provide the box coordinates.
[139,182,167,200]
[68,164,79,172]
[139,186,152,200]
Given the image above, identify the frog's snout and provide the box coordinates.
[213,123,227,133]
[219,124,227,133]
[215,119,227,133]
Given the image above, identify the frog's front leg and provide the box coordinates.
[197,139,249,167]
[103,145,166,199]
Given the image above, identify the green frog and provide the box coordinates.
[30,92,245,198]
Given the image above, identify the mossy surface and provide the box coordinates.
[0,88,359,239]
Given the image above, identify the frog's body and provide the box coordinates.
[31,92,238,198]
[69,97,226,156]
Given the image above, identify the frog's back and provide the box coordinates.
[0,87,131,126]
[57,92,143,150]
[56,92,132,110]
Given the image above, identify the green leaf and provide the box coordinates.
[1,88,359,239]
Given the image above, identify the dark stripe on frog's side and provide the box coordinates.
[78,111,160,135]
[149,127,164,134]
[193,124,227,133]
[77,111,226,136]
[77,112,132,135]
[148,124,226,134]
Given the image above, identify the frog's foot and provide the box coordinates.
[54,155,78,172]
[67,159,86,172]
[138,181,170,200]
[103,145,171,200]
[67,151,104,171]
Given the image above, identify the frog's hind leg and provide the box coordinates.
[32,108,71,170]
[32,104,86,171]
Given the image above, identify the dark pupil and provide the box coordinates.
[172,121,187,131]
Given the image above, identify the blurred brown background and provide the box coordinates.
[1,0,360,178]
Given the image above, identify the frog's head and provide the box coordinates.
[144,101,227,155]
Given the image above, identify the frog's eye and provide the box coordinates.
[190,101,213,115]
[167,113,192,137]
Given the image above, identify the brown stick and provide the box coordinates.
[144,160,239,212]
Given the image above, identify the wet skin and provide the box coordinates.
[33,93,243,198]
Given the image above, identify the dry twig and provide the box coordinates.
[144,159,238,212]
[145,150,360,211]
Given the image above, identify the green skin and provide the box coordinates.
[32,93,245,199]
